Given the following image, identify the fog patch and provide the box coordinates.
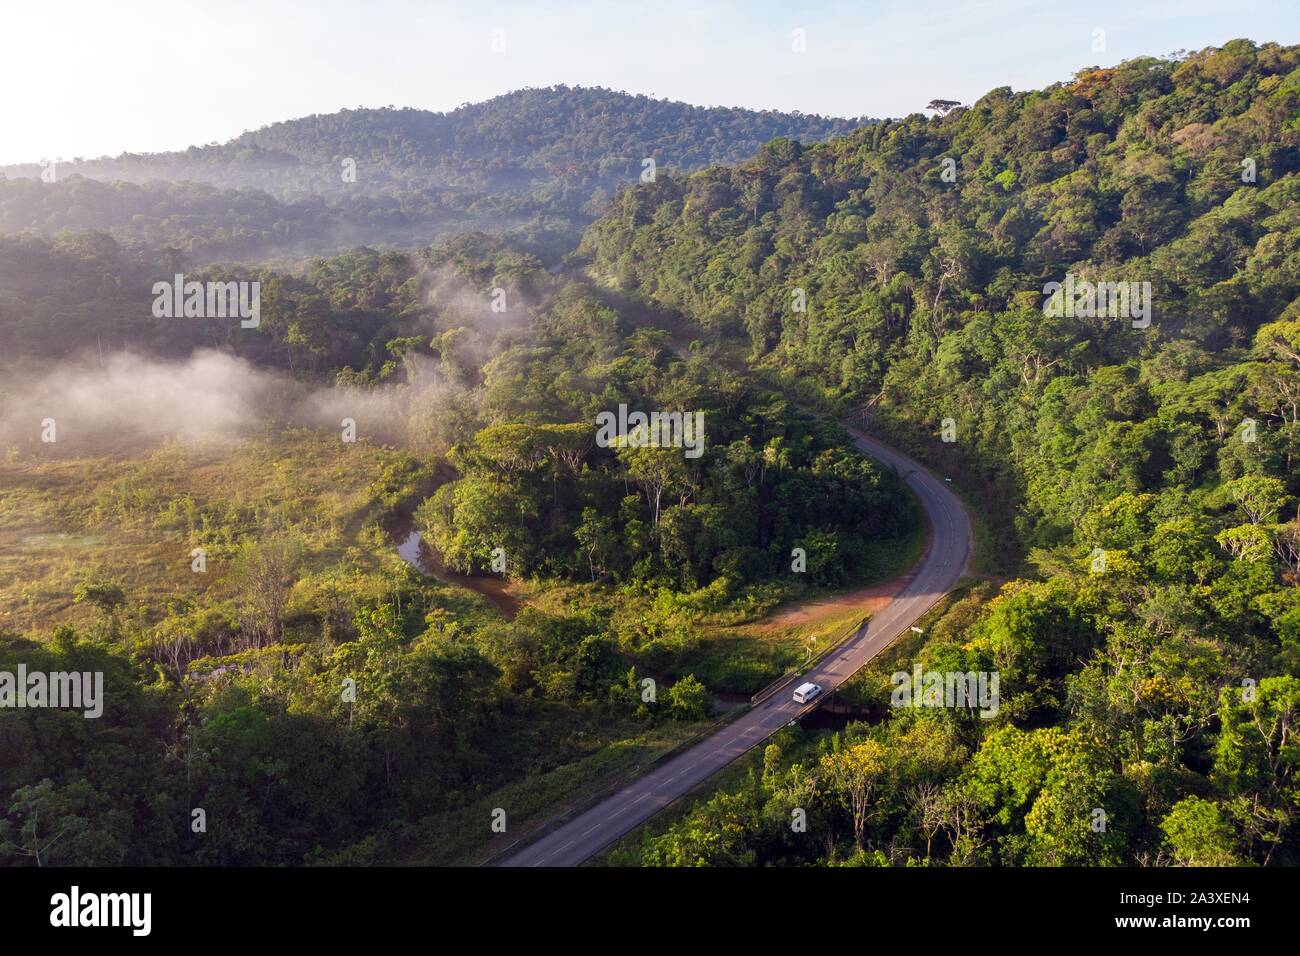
[0,349,449,452]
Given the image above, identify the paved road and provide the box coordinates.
[497,425,972,867]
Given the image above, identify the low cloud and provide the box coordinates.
[0,349,425,451]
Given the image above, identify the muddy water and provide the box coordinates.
[395,527,521,619]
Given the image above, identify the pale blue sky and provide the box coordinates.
[4,0,1299,164]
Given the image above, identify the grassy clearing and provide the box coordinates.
[673,603,871,694]
[0,431,411,635]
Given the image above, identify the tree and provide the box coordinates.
[667,674,709,721]
[71,579,126,614]
[926,99,963,115]
[640,789,760,866]
[574,507,618,582]
[1215,524,1275,562]
[618,428,696,528]
[1255,319,1300,370]
[820,739,889,851]
[1221,475,1290,525]
[230,535,303,648]
[1160,797,1240,866]
[1213,677,1300,864]
[421,474,538,575]
[0,779,93,867]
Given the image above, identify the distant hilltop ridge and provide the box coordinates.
[0,86,874,202]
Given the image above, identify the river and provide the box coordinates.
[395,526,521,619]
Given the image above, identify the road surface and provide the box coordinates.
[497,425,972,867]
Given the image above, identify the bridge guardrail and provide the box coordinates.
[485,613,868,866]
[748,614,869,707]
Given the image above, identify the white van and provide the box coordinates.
[792,682,823,704]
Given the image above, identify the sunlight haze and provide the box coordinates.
[5,0,1299,163]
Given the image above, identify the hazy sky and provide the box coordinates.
[5,0,1300,164]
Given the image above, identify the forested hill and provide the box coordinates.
[3,87,868,199]
[580,39,1300,545]
[0,87,873,261]
[576,40,1300,867]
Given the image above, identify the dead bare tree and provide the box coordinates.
[232,536,303,648]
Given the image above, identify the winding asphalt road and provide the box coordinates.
[497,425,972,867]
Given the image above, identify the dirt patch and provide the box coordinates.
[757,559,924,633]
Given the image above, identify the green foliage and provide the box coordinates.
[583,41,1300,867]
[421,339,913,594]
[0,88,870,262]
[7,42,1300,868]
[71,580,126,614]
[1161,796,1241,866]
[666,674,709,721]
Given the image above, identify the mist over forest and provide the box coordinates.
[0,86,871,263]
[2,36,1299,882]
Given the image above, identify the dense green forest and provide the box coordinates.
[3,41,1299,868]
[0,176,553,263]
[0,87,870,262]
[581,40,1300,865]
[0,231,915,864]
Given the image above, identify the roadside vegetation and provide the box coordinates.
[0,234,919,865]
[2,40,1297,868]
[577,41,1300,866]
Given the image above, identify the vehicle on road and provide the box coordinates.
[792,682,823,704]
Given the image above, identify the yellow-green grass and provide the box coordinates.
[0,430,416,637]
